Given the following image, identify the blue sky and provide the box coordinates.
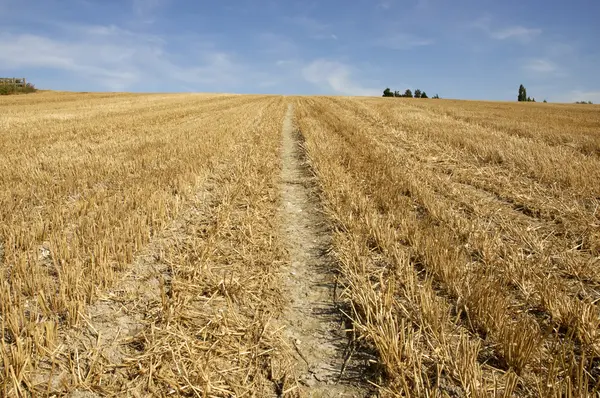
[1,0,599,101]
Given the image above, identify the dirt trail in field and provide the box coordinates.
[280,104,368,397]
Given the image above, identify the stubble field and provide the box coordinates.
[1,92,599,397]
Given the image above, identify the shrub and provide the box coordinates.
[0,82,37,95]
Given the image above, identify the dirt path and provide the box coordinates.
[279,104,369,397]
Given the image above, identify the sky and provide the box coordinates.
[0,0,599,102]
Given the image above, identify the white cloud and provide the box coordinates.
[287,16,337,40]
[378,0,428,10]
[289,16,329,32]
[523,59,556,73]
[377,1,393,9]
[473,17,541,43]
[491,26,541,41]
[276,59,296,67]
[375,33,434,50]
[132,0,165,24]
[522,58,562,75]
[302,59,379,96]
[0,33,139,90]
[0,25,245,91]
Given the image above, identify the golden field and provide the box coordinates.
[1,92,599,397]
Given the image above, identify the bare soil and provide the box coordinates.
[279,104,370,397]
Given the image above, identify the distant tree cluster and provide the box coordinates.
[517,84,536,102]
[383,88,439,99]
[519,84,593,104]
[0,82,37,95]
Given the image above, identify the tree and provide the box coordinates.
[382,88,437,99]
[0,82,37,95]
[543,99,547,103]
[432,94,440,99]
[518,84,527,102]
[527,96,532,102]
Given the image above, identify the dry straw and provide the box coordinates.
[1,91,599,397]
[295,96,600,396]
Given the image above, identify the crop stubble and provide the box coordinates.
[1,92,599,397]
[294,97,600,396]
[0,93,299,396]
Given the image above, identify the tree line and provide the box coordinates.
[518,84,593,104]
[381,84,594,104]
[383,88,440,99]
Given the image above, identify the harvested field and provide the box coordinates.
[0,92,298,396]
[295,97,600,397]
[1,92,599,397]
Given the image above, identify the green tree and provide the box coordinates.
[414,89,422,98]
[518,84,527,102]
[421,91,428,98]
[543,99,547,103]
[432,94,440,99]
[0,82,37,95]
[383,88,393,97]
[394,90,401,97]
[404,89,413,98]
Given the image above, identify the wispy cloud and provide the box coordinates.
[377,1,393,9]
[379,0,430,10]
[0,24,245,91]
[491,26,542,41]
[521,58,565,77]
[287,16,337,40]
[289,16,329,32]
[375,33,434,50]
[302,59,379,96]
[275,59,295,67]
[132,0,165,24]
[474,17,541,43]
[522,58,557,73]
[0,31,139,90]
